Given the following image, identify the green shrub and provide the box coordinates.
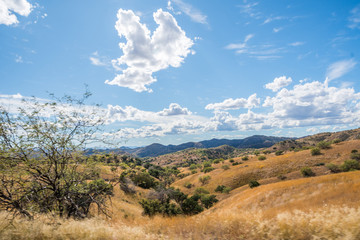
[232,162,240,166]
[275,150,284,156]
[191,170,197,174]
[350,152,360,160]
[340,160,360,172]
[221,165,230,170]
[200,194,218,209]
[351,149,358,153]
[301,167,315,177]
[326,163,341,173]
[199,175,211,185]
[311,147,321,156]
[215,185,231,194]
[254,150,260,156]
[222,186,231,194]
[203,167,215,173]
[194,187,209,195]
[215,185,226,192]
[249,180,260,188]
[317,141,331,149]
[203,162,212,168]
[213,159,220,164]
[229,159,235,163]
[242,156,249,161]
[277,175,287,180]
[332,139,341,144]
[189,164,198,170]
[184,182,193,189]
[263,150,271,154]
[258,155,266,161]
[315,162,325,166]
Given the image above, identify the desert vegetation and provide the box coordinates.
[0,95,360,239]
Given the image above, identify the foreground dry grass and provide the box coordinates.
[1,171,360,239]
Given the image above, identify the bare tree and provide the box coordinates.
[0,91,113,219]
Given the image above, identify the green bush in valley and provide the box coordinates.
[275,150,284,156]
[317,141,331,149]
[301,167,315,177]
[203,167,215,173]
[200,194,218,209]
[340,160,360,172]
[311,147,321,156]
[215,185,226,192]
[184,182,193,189]
[189,164,198,170]
[194,187,209,195]
[199,175,211,185]
[350,152,360,160]
[215,185,231,194]
[249,180,260,188]
[221,165,230,170]
[242,156,249,161]
[326,163,341,173]
[258,155,266,161]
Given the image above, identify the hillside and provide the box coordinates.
[270,128,360,152]
[1,131,360,239]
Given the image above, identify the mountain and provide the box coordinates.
[122,135,293,158]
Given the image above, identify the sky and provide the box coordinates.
[1,0,360,147]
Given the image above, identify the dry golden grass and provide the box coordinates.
[1,140,360,239]
[173,140,360,197]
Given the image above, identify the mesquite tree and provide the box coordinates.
[0,92,113,219]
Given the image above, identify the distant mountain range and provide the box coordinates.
[116,135,294,158]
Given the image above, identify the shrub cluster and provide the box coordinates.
[301,167,315,177]
[139,187,218,217]
[215,185,231,194]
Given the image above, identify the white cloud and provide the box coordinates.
[15,55,23,63]
[263,16,284,24]
[106,9,194,93]
[158,103,191,116]
[289,41,305,46]
[226,34,254,50]
[169,0,207,24]
[326,59,357,81]
[0,0,33,25]
[263,80,360,126]
[226,36,284,60]
[238,2,261,19]
[265,76,292,92]
[348,4,360,29]
[273,27,282,33]
[205,94,260,110]
[89,51,109,67]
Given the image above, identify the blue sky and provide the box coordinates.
[1,0,360,147]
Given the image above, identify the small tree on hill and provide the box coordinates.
[0,91,113,219]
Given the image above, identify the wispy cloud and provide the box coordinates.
[348,4,360,29]
[168,0,207,24]
[237,1,261,19]
[89,51,109,67]
[326,59,357,81]
[273,27,283,33]
[226,37,284,60]
[289,41,305,47]
[263,16,284,24]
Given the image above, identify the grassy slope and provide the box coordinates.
[1,140,360,239]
